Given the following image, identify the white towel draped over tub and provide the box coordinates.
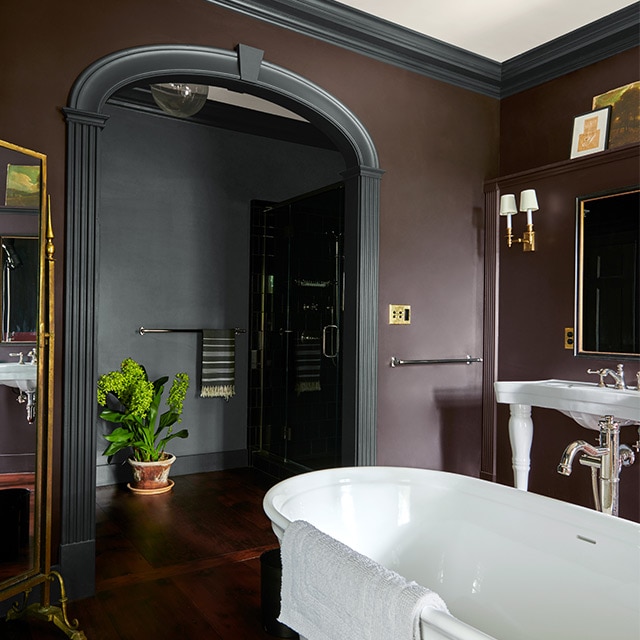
[279,520,450,640]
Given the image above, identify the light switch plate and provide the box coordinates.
[389,304,411,324]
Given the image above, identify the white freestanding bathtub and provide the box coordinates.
[263,466,640,640]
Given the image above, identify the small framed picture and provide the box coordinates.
[570,106,611,159]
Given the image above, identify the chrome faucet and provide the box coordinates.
[587,363,626,389]
[558,415,636,516]
[557,440,608,476]
[9,351,25,364]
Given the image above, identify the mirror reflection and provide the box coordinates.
[0,140,43,588]
[2,236,38,342]
[577,187,640,357]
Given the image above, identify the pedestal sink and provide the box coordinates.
[0,362,37,393]
[495,379,640,490]
[0,362,38,423]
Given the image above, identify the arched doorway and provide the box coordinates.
[61,44,382,597]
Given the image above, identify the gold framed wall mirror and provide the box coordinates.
[0,139,82,636]
[576,186,640,358]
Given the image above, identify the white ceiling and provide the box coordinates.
[205,1,636,116]
[335,0,637,61]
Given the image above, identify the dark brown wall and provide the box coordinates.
[500,47,639,174]
[0,0,498,504]
[377,76,497,474]
[497,48,640,521]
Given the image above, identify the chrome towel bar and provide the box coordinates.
[390,355,482,367]
[138,326,246,336]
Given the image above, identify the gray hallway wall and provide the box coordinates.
[96,103,345,484]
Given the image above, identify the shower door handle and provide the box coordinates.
[322,324,339,358]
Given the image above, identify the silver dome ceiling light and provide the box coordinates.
[150,83,208,118]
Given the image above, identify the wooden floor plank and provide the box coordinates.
[1,467,287,639]
[173,558,269,639]
[93,578,225,640]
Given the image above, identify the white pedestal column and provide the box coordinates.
[508,403,533,490]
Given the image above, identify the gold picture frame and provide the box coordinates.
[593,81,640,149]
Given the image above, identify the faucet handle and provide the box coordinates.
[9,351,24,364]
[586,368,607,387]
[613,363,626,390]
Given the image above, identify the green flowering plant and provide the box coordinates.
[97,358,189,462]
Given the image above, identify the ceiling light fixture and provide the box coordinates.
[150,83,208,118]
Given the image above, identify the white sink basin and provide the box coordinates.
[0,362,37,393]
[495,379,640,429]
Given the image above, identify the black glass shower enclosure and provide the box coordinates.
[249,184,346,476]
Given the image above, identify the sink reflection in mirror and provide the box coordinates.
[0,362,37,424]
[0,362,37,392]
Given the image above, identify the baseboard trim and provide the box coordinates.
[96,449,249,486]
[58,540,96,601]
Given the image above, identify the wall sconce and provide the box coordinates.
[150,83,208,118]
[499,189,538,252]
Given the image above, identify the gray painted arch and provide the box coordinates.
[62,44,381,598]
[67,44,378,169]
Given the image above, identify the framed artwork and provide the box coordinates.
[570,106,611,159]
[5,164,40,207]
[593,81,640,149]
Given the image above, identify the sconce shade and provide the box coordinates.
[150,83,208,118]
[499,194,518,216]
[519,189,539,212]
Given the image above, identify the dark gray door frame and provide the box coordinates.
[61,44,382,598]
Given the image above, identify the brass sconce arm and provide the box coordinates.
[500,190,538,252]
[508,223,535,252]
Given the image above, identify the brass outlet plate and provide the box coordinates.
[564,327,574,350]
[389,304,411,325]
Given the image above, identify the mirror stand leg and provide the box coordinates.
[5,571,86,639]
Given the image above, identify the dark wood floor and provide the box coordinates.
[1,468,288,639]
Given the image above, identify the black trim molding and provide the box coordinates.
[62,44,381,598]
[208,0,501,97]
[501,4,640,97]
[207,0,640,98]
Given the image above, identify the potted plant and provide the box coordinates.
[97,357,189,493]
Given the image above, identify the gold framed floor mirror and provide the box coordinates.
[0,138,84,638]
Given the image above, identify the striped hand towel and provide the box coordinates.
[294,334,322,395]
[200,329,236,400]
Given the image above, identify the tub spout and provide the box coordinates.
[557,440,607,476]
[558,416,637,516]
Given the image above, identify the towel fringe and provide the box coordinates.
[295,381,321,395]
[200,384,235,401]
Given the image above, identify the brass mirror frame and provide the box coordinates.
[0,140,47,597]
[0,140,84,637]
[576,185,640,358]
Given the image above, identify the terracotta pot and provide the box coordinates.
[127,453,176,494]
